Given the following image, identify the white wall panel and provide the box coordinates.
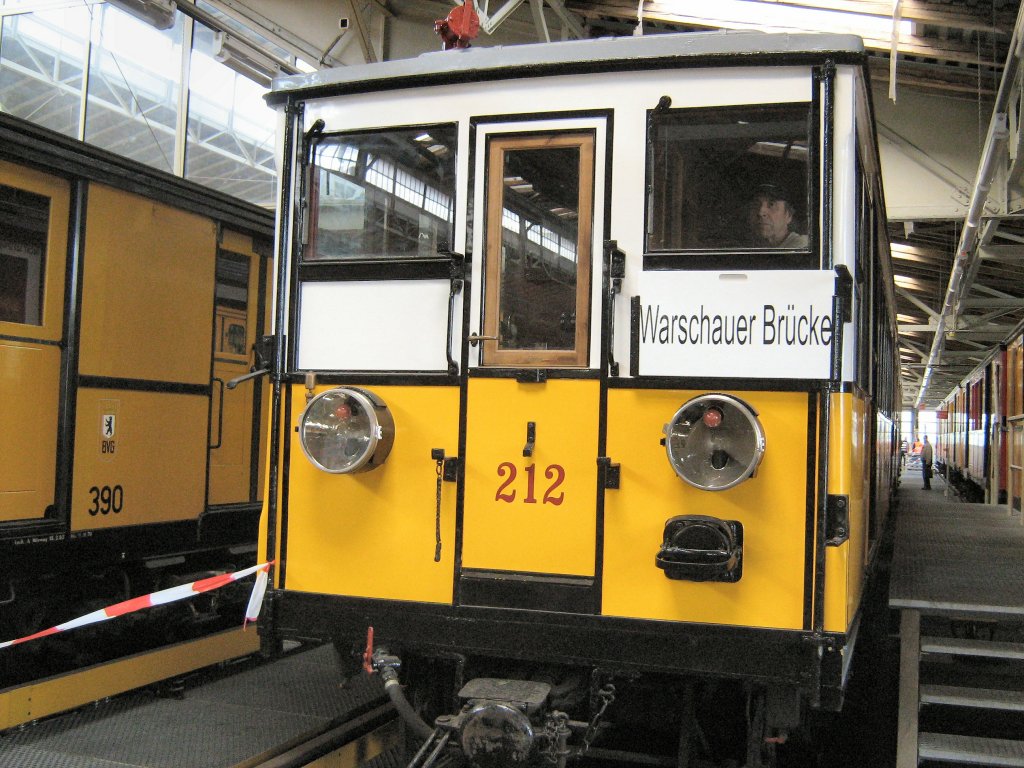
[297,280,457,371]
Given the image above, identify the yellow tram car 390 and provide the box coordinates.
[260,30,901,767]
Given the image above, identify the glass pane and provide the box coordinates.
[0,7,90,138]
[648,104,811,251]
[84,5,183,173]
[309,126,457,261]
[214,251,248,357]
[0,183,49,325]
[497,145,580,352]
[185,23,277,206]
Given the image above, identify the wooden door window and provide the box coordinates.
[481,133,594,367]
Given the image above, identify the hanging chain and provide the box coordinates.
[433,458,443,562]
[580,683,616,753]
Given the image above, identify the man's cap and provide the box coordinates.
[752,182,790,201]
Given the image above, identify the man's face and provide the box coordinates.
[749,194,793,246]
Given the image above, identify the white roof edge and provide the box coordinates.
[269,30,865,97]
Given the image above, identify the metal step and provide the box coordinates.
[919,733,1024,766]
[921,684,1024,711]
[922,636,1024,660]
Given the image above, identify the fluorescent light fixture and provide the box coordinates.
[214,31,283,87]
[893,275,929,291]
[107,0,176,30]
[643,0,912,48]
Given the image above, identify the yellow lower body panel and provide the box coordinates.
[284,385,459,604]
[823,391,869,634]
[0,628,259,730]
[603,388,812,630]
[71,389,208,530]
[462,378,600,576]
[0,340,60,522]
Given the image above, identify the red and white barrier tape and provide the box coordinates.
[0,561,274,650]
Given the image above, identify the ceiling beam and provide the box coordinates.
[916,0,1024,407]
[566,0,1012,68]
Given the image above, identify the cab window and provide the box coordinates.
[307,125,457,261]
[0,183,49,325]
[646,103,812,256]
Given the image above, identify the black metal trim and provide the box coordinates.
[77,375,209,396]
[643,251,817,271]
[469,367,599,380]
[270,590,847,694]
[0,113,272,238]
[0,333,61,346]
[269,50,867,106]
[0,515,256,567]
[297,258,454,282]
[459,569,597,614]
[811,61,838,641]
[284,371,460,387]
[266,102,304,587]
[629,295,640,377]
[608,377,825,392]
[54,180,88,530]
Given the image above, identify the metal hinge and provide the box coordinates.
[825,494,849,546]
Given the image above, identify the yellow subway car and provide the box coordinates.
[259,30,900,767]
[0,114,271,682]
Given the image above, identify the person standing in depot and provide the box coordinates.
[920,435,934,490]
[748,182,809,248]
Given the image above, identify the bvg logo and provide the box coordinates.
[101,413,116,455]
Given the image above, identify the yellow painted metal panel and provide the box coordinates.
[285,385,459,603]
[70,390,207,529]
[78,184,215,385]
[462,378,599,576]
[209,235,265,506]
[0,162,69,523]
[0,159,69,345]
[0,628,258,730]
[822,392,869,634]
[220,228,255,255]
[603,388,809,629]
[0,341,60,521]
[209,355,255,504]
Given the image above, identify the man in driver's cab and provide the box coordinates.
[748,182,808,248]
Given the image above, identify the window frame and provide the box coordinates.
[302,123,459,271]
[642,100,819,271]
[480,131,595,368]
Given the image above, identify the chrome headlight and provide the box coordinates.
[664,394,765,491]
[298,387,394,473]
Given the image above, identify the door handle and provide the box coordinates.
[523,421,536,458]
[467,332,498,347]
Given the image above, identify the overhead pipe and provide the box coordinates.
[915,3,1024,407]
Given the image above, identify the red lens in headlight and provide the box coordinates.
[702,407,723,429]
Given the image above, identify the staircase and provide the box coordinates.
[898,609,1024,767]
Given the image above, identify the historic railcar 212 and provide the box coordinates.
[257,30,901,768]
[0,113,272,683]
